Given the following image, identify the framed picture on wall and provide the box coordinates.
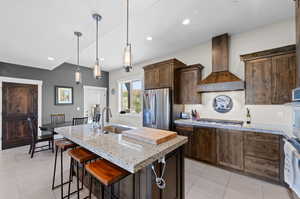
[55,86,73,105]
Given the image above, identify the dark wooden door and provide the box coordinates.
[245,58,272,104]
[217,129,244,171]
[271,53,296,104]
[2,82,38,149]
[194,127,217,164]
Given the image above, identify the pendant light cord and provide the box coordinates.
[96,17,99,62]
[126,0,129,45]
[77,34,80,68]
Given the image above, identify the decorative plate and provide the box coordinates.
[213,95,233,113]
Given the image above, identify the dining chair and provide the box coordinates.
[27,117,54,158]
[72,117,88,126]
[51,114,65,124]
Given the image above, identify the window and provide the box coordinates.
[119,80,142,114]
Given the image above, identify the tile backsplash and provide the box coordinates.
[184,91,293,126]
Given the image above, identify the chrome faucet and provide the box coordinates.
[101,107,112,129]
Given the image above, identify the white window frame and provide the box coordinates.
[118,78,143,117]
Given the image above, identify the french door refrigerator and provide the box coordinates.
[143,88,171,130]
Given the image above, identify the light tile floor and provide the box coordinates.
[185,158,291,199]
[0,146,291,199]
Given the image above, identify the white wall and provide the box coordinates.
[109,18,295,127]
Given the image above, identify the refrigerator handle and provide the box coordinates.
[152,93,157,126]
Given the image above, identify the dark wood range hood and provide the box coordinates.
[197,33,245,92]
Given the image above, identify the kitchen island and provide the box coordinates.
[55,124,187,199]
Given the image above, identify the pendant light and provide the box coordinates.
[74,31,82,84]
[123,0,132,72]
[93,13,102,80]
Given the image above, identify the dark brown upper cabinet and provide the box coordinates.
[144,65,159,90]
[143,59,186,90]
[271,53,296,104]
[174,64,203,104]
[241,45,296,105]
[158,62,173,88]
[245,58,272,104]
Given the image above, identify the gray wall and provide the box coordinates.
[0,62,109,124]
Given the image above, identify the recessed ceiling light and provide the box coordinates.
[47,57,55,61]
[146,36,153,41]
[182,18,191,25]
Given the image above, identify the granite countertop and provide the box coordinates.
[55,124,187,173]
[174,119,293,137]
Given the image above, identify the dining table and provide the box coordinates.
[40,122,74,147]
[41,121,73,133]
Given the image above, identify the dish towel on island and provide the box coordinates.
[291,151,300,197]
[284,139,300,197]
[284,139,295,187]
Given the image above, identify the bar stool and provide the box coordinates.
[85,159,129,199]
[67,148,98,199]
[52,139,77,199]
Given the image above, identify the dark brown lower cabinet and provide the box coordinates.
[175,126,193,158]
[243,132,281,182]
[193,127,217,164]
[216,129,244,171]
[244,156,279,182]
[175,124,282,183]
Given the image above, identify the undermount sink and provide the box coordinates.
[102,125,132,134]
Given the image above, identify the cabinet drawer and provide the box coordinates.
[244,132,280,143]
[175,126,193,132]
[244,156,279,182]
[244,139,280,161]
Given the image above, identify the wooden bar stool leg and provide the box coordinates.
[108,185,112,199]
[89,175,93,199]
[67,158,73,199]
[31,143,36,158]
[60,148,64,199]
[52,138,55,153]
[76,162,80,199]
[101,184,104,199]
[28,144,32,154]
[52,146,59,190]
[81,163,84,190]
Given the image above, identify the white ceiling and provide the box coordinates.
[0,0,294,71]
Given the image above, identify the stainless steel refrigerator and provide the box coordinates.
[143,88,171,130]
